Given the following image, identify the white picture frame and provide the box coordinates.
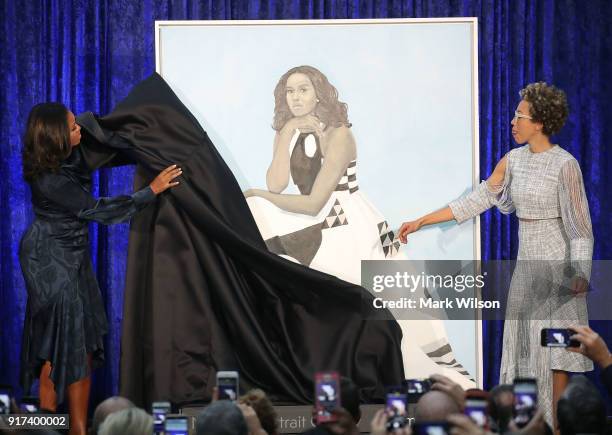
[155,18,482,387]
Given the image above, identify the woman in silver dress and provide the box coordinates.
[397,82,593,427]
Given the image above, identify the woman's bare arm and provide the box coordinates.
[399,155,508,243]
[398,207,455,243]
[266,131,292,193]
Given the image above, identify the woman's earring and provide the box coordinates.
[316,99,320,102]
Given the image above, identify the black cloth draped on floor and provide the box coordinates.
[76,73,404,407]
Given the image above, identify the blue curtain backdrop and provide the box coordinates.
[1,0,610,410]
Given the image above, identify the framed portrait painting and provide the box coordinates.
[156,18,482,387]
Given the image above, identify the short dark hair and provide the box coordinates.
[557,375,606,435]
[195,401,248,435]
[22,102,72,182]
[519,82,569,137]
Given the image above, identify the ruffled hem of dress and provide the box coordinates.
[20,292,106,404]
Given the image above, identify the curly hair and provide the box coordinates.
[239,389,279,435]
[22,102,72,182]
[272,65,350,131]
[519,82,569,137]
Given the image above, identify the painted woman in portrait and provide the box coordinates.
[245,65,474,386]
[244,65,399,281]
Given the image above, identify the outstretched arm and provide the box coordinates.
[398,207,455,243]
[36,164,181,225]
[399,155,509,244]
[247,126,355,216]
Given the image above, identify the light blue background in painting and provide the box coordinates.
[158,20,479,381]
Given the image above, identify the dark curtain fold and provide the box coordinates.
[1,0,611,409]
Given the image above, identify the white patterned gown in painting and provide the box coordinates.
[449,144,593,424]
[247,130,476,387]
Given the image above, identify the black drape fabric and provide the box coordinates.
[77,73,404,407]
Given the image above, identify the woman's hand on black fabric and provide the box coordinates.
[150,164,182,194]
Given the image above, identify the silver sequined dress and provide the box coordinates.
[449,144,593,424]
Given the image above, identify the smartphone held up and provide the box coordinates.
[464,391,488,429]
[152,401,171,435]
[216,371,239,402]
[513,377,538,428]
[386,387,409,432]
[314,371,341,425]
[540,328,579,348]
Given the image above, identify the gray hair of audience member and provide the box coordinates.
[195,401,248,435]
[557,375,606,435]
[90,396,135,434]
[98,407,153,435]
[414,390,461,421]
[488,384,514,433]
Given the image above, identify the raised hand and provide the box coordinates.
[506,408,547,435]
[370,409,387,435]
[149,164,182,194]
[567,325,612,368]
[430,373,465,409]
[448,413,490,435]
[237,403,267,435]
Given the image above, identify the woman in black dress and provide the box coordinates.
[19,102,181,435]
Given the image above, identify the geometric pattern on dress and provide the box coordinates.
[321,199,349,229]
[335,161,359,193]
[378,220,401,258]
